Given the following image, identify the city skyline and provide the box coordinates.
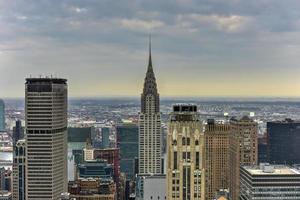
[1,1,300,98]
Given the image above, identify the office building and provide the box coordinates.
[116,123,138,179]
[12,139,26,200]
[258,133,268,163]
[77,160,113,179]
[101,127,110,149]
[204,119,231,200]
[138,38,162,174]
[12,120,24,146]
[0,191,12,200]
[267,118,300,165]
[25,77,68,199]
[68,127,94,143]
[240,164,300,200]
[167,104,205,200]
[136,174,166,200]
[83,138,94,161]
[0,99,5,132]
[229,116,258,200]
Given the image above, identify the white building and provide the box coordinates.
[136,174,166,200]
[138,39,162,175]
[240,163,300,200]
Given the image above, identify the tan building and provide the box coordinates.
[204,119,231,200]
[229,116,258,200]
[167,104,205,200]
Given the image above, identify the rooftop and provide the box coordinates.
[243,164,300,175]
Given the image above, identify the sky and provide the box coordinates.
[1,0,300,98]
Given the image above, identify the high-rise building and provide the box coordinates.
[116,122,139,179]
[204,119,231,200]
[167,104,205,200]
[267,118,300,165]
[25,77,68,199]
[138,38,162,175]
[258,133,268,163]
[12,139,26,200]
[0,99,5,132]
[101,127,110,149]
[68,127,94,143]
[229,116,258,200]
[240,164,300,200]
[12,120,24,146]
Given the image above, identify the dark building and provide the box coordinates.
[0,99,5,132]
[101,127,110,149]
[258,133,268,163]
[268,118,300,165]
[68,127,94,143]
[116,123,138,179]
[12,120,24,145]
[77,159,113,179]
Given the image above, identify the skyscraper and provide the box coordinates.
[229,116,258,200]
[0,99,5,132]
[167,104,205,200]
[13,120,24,146]
[204,119,231,200]
[267,118,300,165]
[12,139,26,200]
[25,78,68,199]
[138,38,162,174]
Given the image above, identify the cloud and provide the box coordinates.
[120,18,165,32]
[176,14,253,33]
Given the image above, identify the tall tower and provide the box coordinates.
[25,78,68,200]
[204,119,231,200]
[138,37,162,174]
[167,104,205,200]
[12,139,26,200]
[229,116,258,200]
[0,99,5,132]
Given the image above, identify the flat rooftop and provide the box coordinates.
[243,165,300,175]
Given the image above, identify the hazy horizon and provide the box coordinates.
[1,0,300,98]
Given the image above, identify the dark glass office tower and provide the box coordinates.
[268,118,300,165]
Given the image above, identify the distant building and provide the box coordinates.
[167,104,205,200]
[68,127,94,143]
[136,174,166,200]
[83,138,94,161]
[267,118,300,165]
[77,160,113,180]
[12,139,26,200]
[12,120,24,145]
[25,78,68,199]
[229,116,258,200]
[0,99,5,132]
[68,178,116,200]
[116,123,138,179]
[258,133,268,163]
[204,119,231,200]
[240,163,300,200]
[138,38,162,175]
[101,127,110,149]
[0,191,12,200]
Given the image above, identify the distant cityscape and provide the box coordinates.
[0,42,300,200]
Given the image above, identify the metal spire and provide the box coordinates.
[148,34,153,72]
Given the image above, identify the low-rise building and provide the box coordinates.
[240,163,300,200]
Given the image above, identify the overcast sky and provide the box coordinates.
[1,0,300,98]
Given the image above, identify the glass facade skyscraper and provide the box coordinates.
[268,119,300,165]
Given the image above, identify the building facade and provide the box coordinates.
[13,120,24,146]
[229,116,258,200]
[116,123,138,179]
[136,174,166,200]
[267,119,300,165]
[167,104,205,200]
[240,164,300,200]
[138,39,162,175]
[0,99,5,132]
[204,119,230,200]
[12,139,26,200]
[25,78,68,199]
[101,127,110,149]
